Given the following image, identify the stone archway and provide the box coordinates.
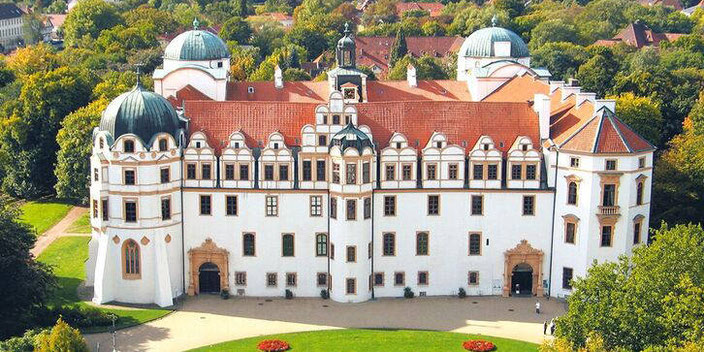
[503,240,544,297]
[188,238,229,295]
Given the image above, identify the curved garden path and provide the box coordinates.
[31,206,89,257]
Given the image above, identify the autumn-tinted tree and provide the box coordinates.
[35,318,89,352]
[6,43,59,79]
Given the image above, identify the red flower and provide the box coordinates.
[257,339,290,352]
[462,339,496,352]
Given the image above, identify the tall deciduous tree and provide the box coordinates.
[389,29,407,68]
[608,92,663,146]
[220,16,253,44]
[63,0,123,46]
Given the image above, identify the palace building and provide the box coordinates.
[86,21,654,307]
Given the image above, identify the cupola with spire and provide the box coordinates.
[336,23,356,68]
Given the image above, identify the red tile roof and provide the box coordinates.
[395,2,445,16]
[597,22,684,48]
[225,81,329,103]
[366,80,472,101]
[168,84,212,107]
[356,36,464,77]
[559,108,654,153]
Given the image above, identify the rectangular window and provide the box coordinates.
[384,196,396,216]
[565,222,576,244]
[286,273,297,287]
[363,197,371,219]
[239,164,249,181]
[471,195,483,215]
[201,164,211,180]
[487,164,498,180]
[346,278,356,295]
[266,196,278,216]
[402,164,412,180]
[92,199,98,218]
[330,197,337,219]
[346,164,357,184]
[282,234,294,257]
[101,199,109,221]
[346,199,356,220]
[468,233,481,255]
[417,271,428,285]
[310,195,322,217]
[638,157,645,169]
[570,157,580,168]
[633,222,641,245]
[468,271,479,285]
[562,267,573,290]
[235,272,246,286]
[317,272,328,287]
[526,164,536,180]
[605,159,617,171]
[316,160,326,181]
[416,232,429,255]
[332,163,340,184]
[602,184,616,206]
[160,168,170,184]
[125,201,137,222]
[330,243,335,260]
[266,273,277,287]
[279,165,289,181]
[383,233,395,256]
[316,233,327,256]
[93,168,99,181]
[473,164,484,180]
[264,165,274,181]
[374,272,384,287]
[186,163,196,179]
[394,272,405,286]
[385,164,395,181]
[161,198,171,220]
[242,233,255,256]
[200,195,211,215]
[346,246,356,262]
[448,164,459,180]
[523,195,535,215]
[427,195,439,215]
[124,169,135,185]
[302,160,312,181]
[226,196,237,216]
[511,164,522,180]
[318,135,327,146]
[426,164,437,180]
[225,164,235,180]
[601,226,613,247]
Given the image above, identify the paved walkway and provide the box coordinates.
[31,206,89,257]
[85,295,565,351]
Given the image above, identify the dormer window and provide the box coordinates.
[333,115,340,124]
[345,115,351,124]
[343,87,356,100]
[396,142,402,149]
[322,116,328,124]
[247,86,255,94]
[483,144,489,151]
[124,140,134,153]
[318,135,327,146]
[158,138,167,152]
[522,144,528,151]
[196,142,202,149]
[273,143,279,150]
[234,142,240,149]
[436,141,442,148]
[217,62,223,68]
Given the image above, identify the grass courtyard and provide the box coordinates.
[19,199,73,235]
[66,211,91,233]
[188,329,539,351]
[37,236,171,333]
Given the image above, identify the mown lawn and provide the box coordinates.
[66,211,91,234]
[19,199,73,235]
[37,236,171,333]
[188,329,538,352]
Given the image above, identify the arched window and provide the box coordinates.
[123,140,135,153]
[242,233,255,256]
[158,138,168,152]
[282,233,294,257]
[416,232,429,256]
[567,182,578,205]
[99,138,104,149]
[122,240,140,279]
[316,233,328,257]
[636,182,644,205]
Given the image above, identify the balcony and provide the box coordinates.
[598,205,620,216]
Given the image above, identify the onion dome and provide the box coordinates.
[99,82,181,146]
[164,18,229,61]
[336,22,356,68]
[330,123,373,153]
[459,17,529,58]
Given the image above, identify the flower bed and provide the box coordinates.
[462,339,496,352]
[257,339,290,351]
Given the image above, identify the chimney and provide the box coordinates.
[576,92,596,107]
[274,65,283,89]
[407,64,417,88]
[549,81,564,94]
[533,94,551,141]
[567,78,579,87]
[561,86,581,101]
[594,99,616,115]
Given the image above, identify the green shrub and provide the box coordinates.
[0,329,44,352]
[320,289,329,299]
[458,288,467,298]
[35,318,88,352]
[285,289,293,299]
[403,287,414,299]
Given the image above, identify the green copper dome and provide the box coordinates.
[99,84,181,146]
[460,25,529,58]
[164,20,229,61]
[330,123,373,153]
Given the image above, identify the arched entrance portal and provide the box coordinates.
[503,240,544,297]
[198,262,221,293]
[511,263,534,296]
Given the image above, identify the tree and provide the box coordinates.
[421,20,445,36]
[63,0,123,46]
[532,42,589,81]
[360,0,397,26]
[22,13,44,45]
[690,91,704,135]
[607,92,663,146]
[36,318,89,352]
[0,196,56,339]
[54,99,109,202]
[387,55,449,80]
[556,223,704,350]
[389,29,407,68]
[236,0,248,17]
[220,16,253,44]
[123,5,179,35]
[282,68,311,81]
[575,51,619,98]
[284,24,328,60]
[528,19,578,50]
[6,43,59,79]
[46,0,68,14]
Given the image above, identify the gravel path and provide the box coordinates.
[31,206,90,257]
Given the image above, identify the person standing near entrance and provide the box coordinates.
[543,320,548,335]
[535,301,541,314]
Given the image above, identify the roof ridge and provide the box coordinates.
[557,110,597,148]
[607,114,633,153]
[591,111,606,153]
[611,113,656,151]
